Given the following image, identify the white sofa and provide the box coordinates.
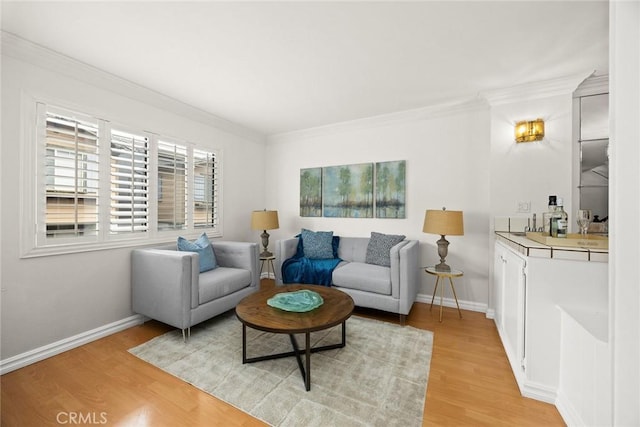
[274,236,420,323]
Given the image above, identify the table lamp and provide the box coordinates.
[251,210,279,258]
[423,207,464,272]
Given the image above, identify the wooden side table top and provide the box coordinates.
[235,284,354,334]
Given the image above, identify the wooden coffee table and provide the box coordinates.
[235,284,354,391]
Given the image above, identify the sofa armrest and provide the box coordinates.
[131,249,195,330]
[398,240,420,315]
[389,241,409,299]
[275,238,299,285]
[211,241,259,289]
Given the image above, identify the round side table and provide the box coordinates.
[259,255,276,278]
[424,266,463,322]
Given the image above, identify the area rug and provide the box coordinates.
[129,311,433,426]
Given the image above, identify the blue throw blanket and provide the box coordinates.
[282,235,342,286]
[282,257,342,286]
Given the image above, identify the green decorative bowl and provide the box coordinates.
[267,289,324,312]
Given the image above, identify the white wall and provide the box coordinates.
[0,43,266,362]
[484,75,590,316]
[489,94,576,221]
[609,1,640,424]
[265,101,492,308]
[265,74,585,314]
[0,38,597,372]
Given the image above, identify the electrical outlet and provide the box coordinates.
[517,201,531,213]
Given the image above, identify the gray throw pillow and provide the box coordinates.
[301,228,334,259]
[365,232,406,267]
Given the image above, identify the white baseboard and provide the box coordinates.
[416,293,488,313]
[555,389,583,427]
[494,319,557,405]
[522,381,557,404]
[0,314,144,375]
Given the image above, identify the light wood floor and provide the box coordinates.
[1,280,564,426]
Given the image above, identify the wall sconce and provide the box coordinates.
[515,118,545,142]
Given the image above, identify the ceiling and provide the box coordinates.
[1,1,609,136]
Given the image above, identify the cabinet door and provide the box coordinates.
[503,247,526,370]
[494,241,527,375]
[494,243,507,330]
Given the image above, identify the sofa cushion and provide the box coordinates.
[332,262,391,295]
[198,267,251,304]
[365,232,405,267]
[336,237,369,263]
[301,229,335,259]
[177,233,218,273]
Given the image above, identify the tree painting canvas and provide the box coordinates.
[375,160,406,218]
[300,167,322,217]
[322,163,373,218]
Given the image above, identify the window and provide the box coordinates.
[44,109,100,240]
[26,102,222,256]
[157,140,187,231]
[110,129,150,235]
[193,149,218,229]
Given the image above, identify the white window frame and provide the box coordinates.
[20,96,223,258]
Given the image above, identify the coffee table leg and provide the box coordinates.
[305,332,311,391]
[242,324,247,364]
[289,334,305,380]
[246,324,349,391]
[289,333,311,391]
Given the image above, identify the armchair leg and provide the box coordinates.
[399,314,406,326]
[182,327,191,343]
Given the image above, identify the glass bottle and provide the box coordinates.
[555,198,568,238]
[543,196,558,236]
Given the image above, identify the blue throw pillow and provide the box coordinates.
[295,234,340,259]
[365,231,406,267]
[300,228,335,259]
[177,232,218,273]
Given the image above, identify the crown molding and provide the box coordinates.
[481,70,595,107]
[573,74,609,97]
[268,96,489,143]
[1,31,265,144]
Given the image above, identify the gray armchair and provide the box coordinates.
[132,240,259,341]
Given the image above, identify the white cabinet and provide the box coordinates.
[493,238,609,404]
[494,241,527,388]
[557,307,611,426]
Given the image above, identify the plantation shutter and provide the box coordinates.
[44,110,100,239]
[110,129,149,234]
[157,140,187,231]
[193,149,218,229]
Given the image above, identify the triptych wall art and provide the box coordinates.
[300,160,406,219]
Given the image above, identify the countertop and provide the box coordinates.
[495,232,608,262]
